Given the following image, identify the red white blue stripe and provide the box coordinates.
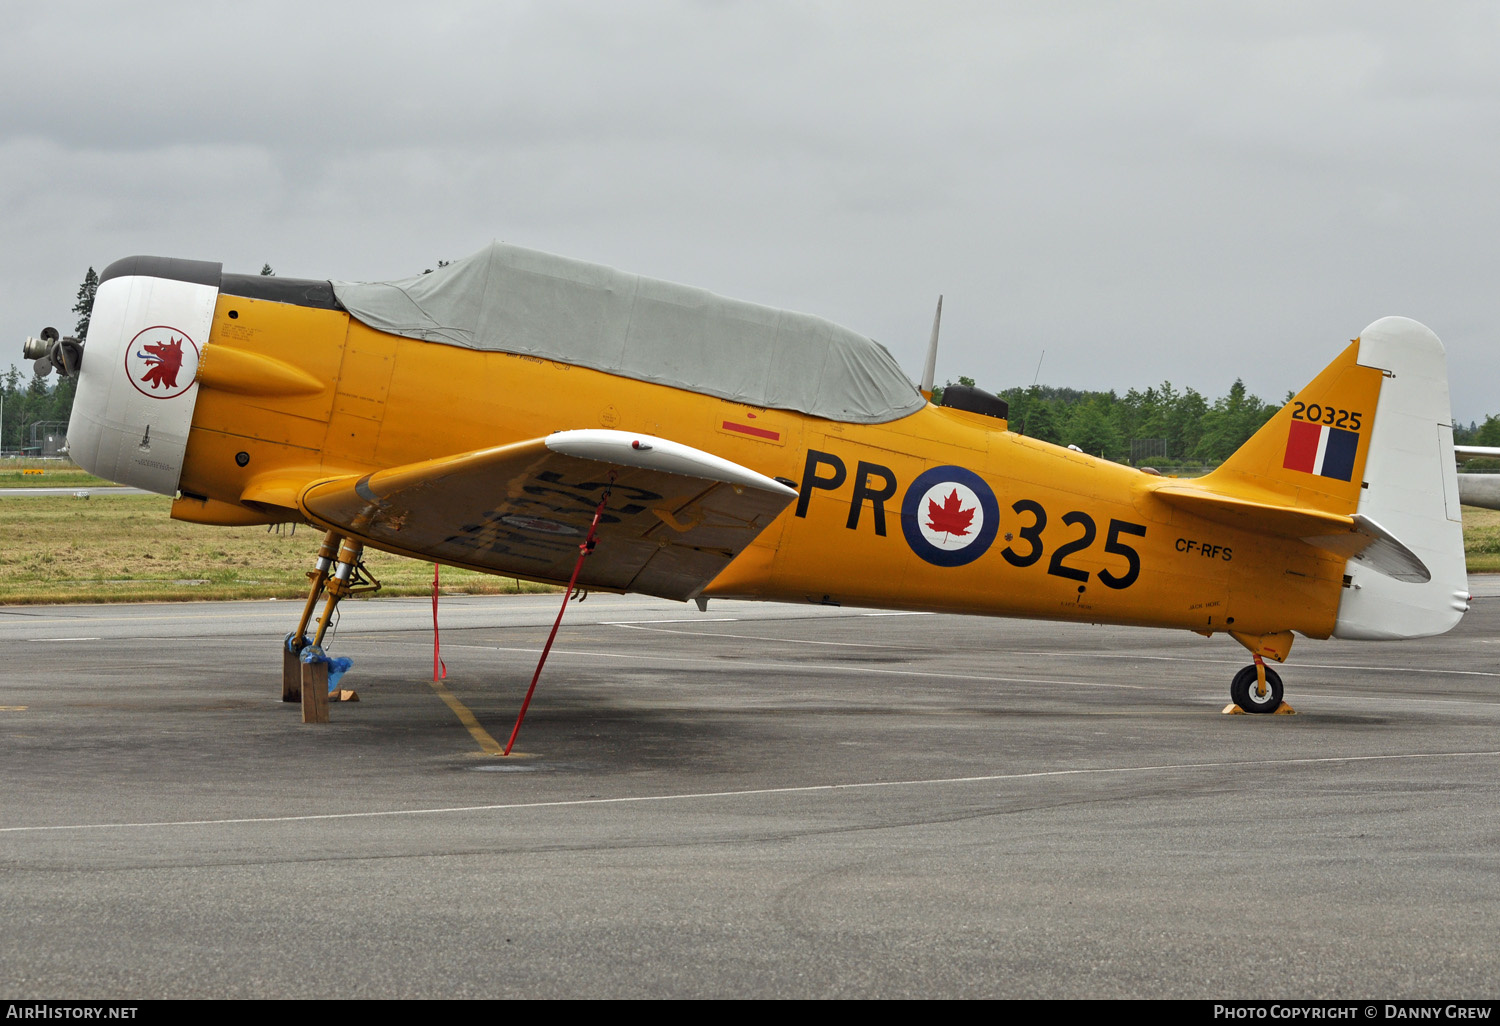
[1283,419,1359,482]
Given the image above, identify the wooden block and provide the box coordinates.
[300,659,330,724]
[282,646,302,702]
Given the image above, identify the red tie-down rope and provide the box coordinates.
[504,476,615,756]
[432,563,447,681]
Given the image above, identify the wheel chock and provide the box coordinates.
[333,689,359,703]
[1221,702,1297,716]
[282,645,303,703]
[300,658,330,724]
[282,632,310,703]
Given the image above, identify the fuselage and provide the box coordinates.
[67,260,1348,643]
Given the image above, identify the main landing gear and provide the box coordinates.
[1225,631,1296,716]
[283,530,380,723]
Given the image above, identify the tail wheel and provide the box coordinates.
[1230,665,1284,714]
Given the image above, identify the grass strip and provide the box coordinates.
[0,494,557,604]
[2,492,1497,606]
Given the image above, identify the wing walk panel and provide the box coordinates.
[298,430,797,600]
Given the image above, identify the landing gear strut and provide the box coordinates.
[283,530,342,703]
[283,531,379,722]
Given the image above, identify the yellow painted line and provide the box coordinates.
[425,676,506,756]
[0,705,27,711]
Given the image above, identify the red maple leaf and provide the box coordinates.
[926,489,975,538]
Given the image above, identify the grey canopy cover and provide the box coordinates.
[332,243,924,424]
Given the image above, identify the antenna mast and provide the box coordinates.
[920,295,943,398]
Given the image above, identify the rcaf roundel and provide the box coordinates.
[901,465,1000,567]
[500,513,583,536]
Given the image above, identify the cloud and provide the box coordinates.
[3,1,1498,420]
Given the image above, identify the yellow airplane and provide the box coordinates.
[25,244,1470,722]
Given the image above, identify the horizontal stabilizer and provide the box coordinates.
[1153,485,1429,582]
[298,430,797,600]
[1307,513,1429,583]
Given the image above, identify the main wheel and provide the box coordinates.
[1230,665,1284,713]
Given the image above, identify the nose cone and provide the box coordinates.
[67,258,221,495]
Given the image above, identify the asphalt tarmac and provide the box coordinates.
[2,585,1498,998]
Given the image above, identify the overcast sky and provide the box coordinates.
[4,1,1498,422]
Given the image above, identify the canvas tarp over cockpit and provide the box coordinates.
[331,243,924,425]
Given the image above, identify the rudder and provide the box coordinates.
[1331,317,1468,639]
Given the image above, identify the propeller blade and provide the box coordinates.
[58,340,82,377]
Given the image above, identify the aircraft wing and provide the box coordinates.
[296,429,797,600]
[1455,445,1500,462]
[1153,484,1430,583]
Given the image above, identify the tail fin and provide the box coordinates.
[1182,317,1469,639]
[1199,334,1382,514]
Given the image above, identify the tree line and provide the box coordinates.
[934,377,1282,466]
[7,267,1500,462]
[932,375,1500,466]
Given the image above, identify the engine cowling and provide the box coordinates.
[65,257,222,495]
